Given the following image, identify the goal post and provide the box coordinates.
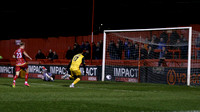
[187,27,192,86]
[102,27,194,86]
[102,32,107,81]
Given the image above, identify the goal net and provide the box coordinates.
[101,27,200,86]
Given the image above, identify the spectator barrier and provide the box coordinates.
[1,59,200,85]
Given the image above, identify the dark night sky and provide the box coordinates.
[0,0,200,39]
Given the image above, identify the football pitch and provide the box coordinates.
[0,78,200,112]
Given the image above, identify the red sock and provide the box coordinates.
[13,75,18,83]
[25,73,28,83]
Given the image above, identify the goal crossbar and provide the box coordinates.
[104,27,192,33]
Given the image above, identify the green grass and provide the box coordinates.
[0,78,200,112]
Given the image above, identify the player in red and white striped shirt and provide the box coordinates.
[12,42,32,88]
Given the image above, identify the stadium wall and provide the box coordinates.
[0,24,200,60]
[0,34,103,60]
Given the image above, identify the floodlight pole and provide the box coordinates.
[90,0,95,64]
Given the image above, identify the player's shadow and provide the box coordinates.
[61,85,69,87]
[0,83,23,87]
[0,83,13,87]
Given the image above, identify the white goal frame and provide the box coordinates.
[102,27,192,86]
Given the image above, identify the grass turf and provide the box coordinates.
[0,77,200,112]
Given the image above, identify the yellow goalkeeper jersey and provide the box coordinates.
[70,53,85,70]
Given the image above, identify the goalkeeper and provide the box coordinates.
[41,67,54,81]
[62,48,87,88]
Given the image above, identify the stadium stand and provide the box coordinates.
[1,24,200,74]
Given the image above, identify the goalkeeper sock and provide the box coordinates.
[13,75,18,83]
[73,78,80,85]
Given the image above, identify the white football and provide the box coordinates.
[106,75,112,80]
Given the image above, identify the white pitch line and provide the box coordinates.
[31,83,61,87]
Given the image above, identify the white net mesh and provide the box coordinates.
[191,30,200,86]
[102,27,199,86]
